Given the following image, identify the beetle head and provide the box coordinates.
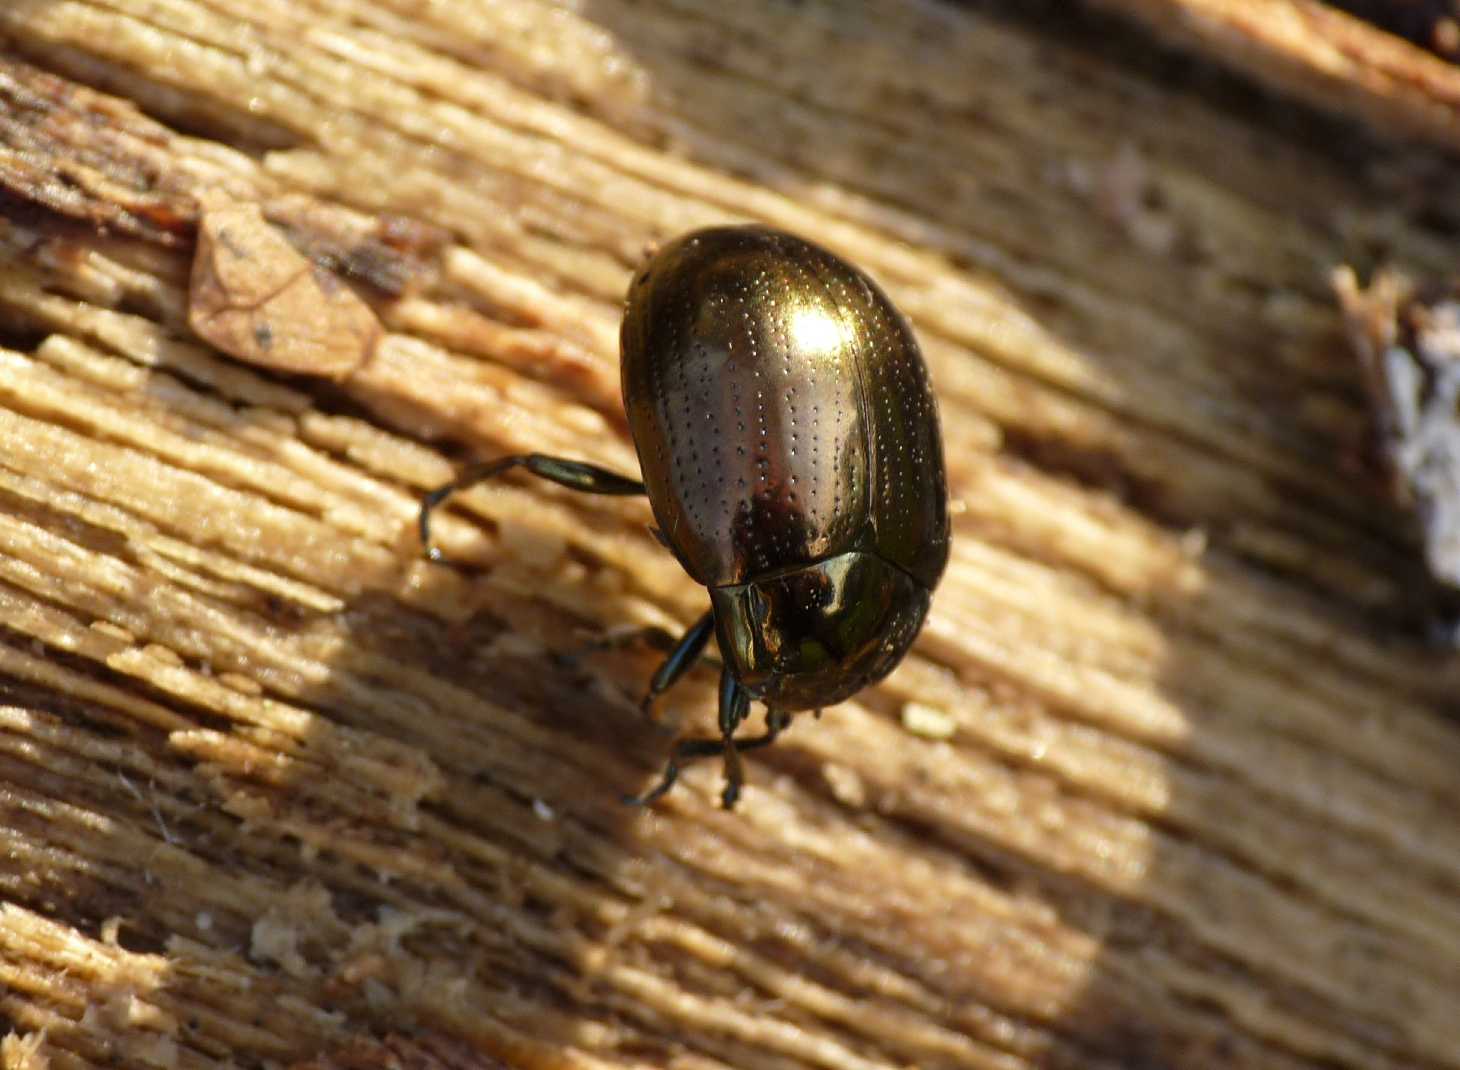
[709,551,930,711]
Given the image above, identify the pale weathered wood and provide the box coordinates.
[0,2,1458,1069]
[1093,0,1460,151]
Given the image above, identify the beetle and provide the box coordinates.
[420,225,949,809]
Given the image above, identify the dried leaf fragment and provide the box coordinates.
[189,201,380,379]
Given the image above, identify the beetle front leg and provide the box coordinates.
[419,453,646,561]
[625,666,752,810]
[717,705,791,809]
[624,698,790,810]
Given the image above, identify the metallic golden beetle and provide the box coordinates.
[422,226,949,808]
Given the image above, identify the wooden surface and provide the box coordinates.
[1,2,1458,1068]
[1093,0,1460,151]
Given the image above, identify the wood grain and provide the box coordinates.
[0,2,1457,1068]
[1092,0,1460,150]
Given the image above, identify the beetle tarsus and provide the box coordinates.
[418,480,466,563]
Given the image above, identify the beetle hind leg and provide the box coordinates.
[419,453,645,562]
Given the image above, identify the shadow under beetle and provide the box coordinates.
[420,225,950,809]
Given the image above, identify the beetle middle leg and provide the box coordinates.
[639,610,715,716]
[560,612,715,721]
[556,614,722,715]
[419,453,646,561]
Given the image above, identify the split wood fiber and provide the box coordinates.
[1092,0,1460,151]
[0,2,1458,1069]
